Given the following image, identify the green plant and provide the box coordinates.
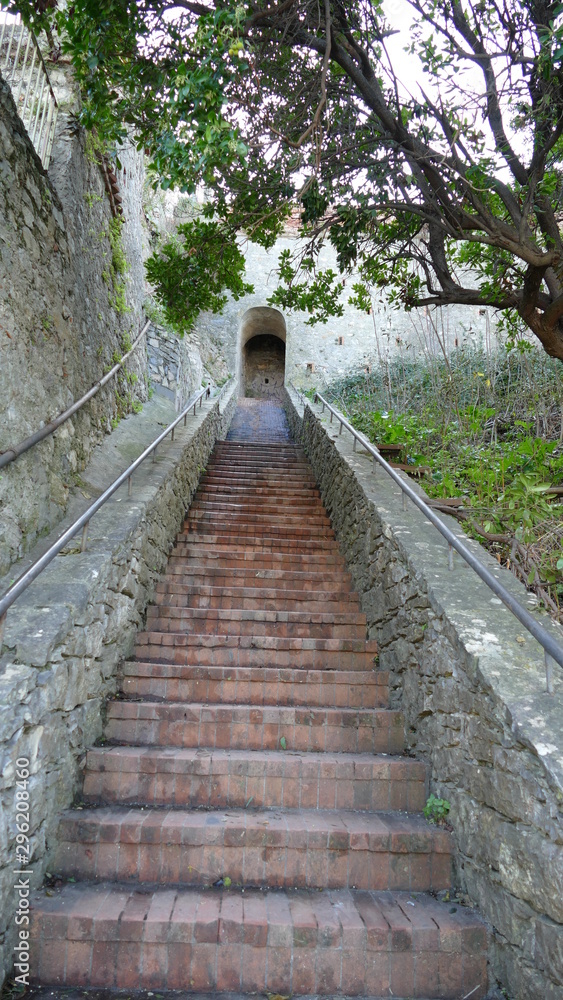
[325,344,563,619]
[18,0,563,358]
[84,191,103,208]
[145,219,253,335]
[131,399,142,414]
[423,795,451,825]
[84,128,111,166]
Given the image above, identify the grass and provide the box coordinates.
[323,343,563,620]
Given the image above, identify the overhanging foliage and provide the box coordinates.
[10,0,563,353]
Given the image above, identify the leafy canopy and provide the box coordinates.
[11,0,563,352]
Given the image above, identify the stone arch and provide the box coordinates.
[240,307,286,400]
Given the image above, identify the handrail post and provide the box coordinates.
[0,610,6,648]
[402,492,407,511]
[546,651,555,694]
[171,426,175,442]
[152,447,157,463]
[128,475,132,497]
[448,545,454,571]
[81,521,89,553]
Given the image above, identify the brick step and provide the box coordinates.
[145,606,367,640]
[190,498,329,516]
[200,482,319,498]
[201,473,317,488]
[187,510,332,529]
[186,510,335,544]
[105,702,402,754]
[155,582,361,612]
[30,882,488,997]
[205,465,315,479]
[171,537,343,557]
[213,458,311,464]
[157,568,354,598]
[120,661,387,707]
[209,453,312,465]
[183,522,336,542]
[208,463,314,475]
[212,440,305,452]
[141,616,363,640]
[134,633,379,671]
[161,572,353,599]
[200,483,321,499]
[162,564,352,593]
[214,442,304,452]
[83,746,424,812]
[54,807,452,892]
[194,491,324,507]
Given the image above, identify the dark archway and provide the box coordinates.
[240,307,286,400]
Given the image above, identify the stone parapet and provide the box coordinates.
[0,383,237,986]
[285,386,563,1000]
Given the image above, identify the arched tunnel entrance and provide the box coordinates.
[240,307,286,401]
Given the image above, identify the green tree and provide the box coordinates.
[12,0,563,352]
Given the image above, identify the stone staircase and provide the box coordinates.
[30,399,488,999]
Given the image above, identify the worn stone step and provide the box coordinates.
[30,883,488,996]
[155,581,361,612]
[119,661,387,707]
[145,606,366,640]
[134,632,379,671]
[105,701,402,754]
[54,807,452,892]
[82,747,425,812]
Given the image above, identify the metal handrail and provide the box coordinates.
[289,382,563,692]
[0,12,58,169]
[0,380,231,642]
[0,322,151,470]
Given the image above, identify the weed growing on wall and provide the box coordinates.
[324,345,563,619]
[107,217,130,315]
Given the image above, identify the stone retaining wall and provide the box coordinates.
[147,321,231,410]
[0,75,147,578]
[285,387,563,1000]
[0,383,237,986]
